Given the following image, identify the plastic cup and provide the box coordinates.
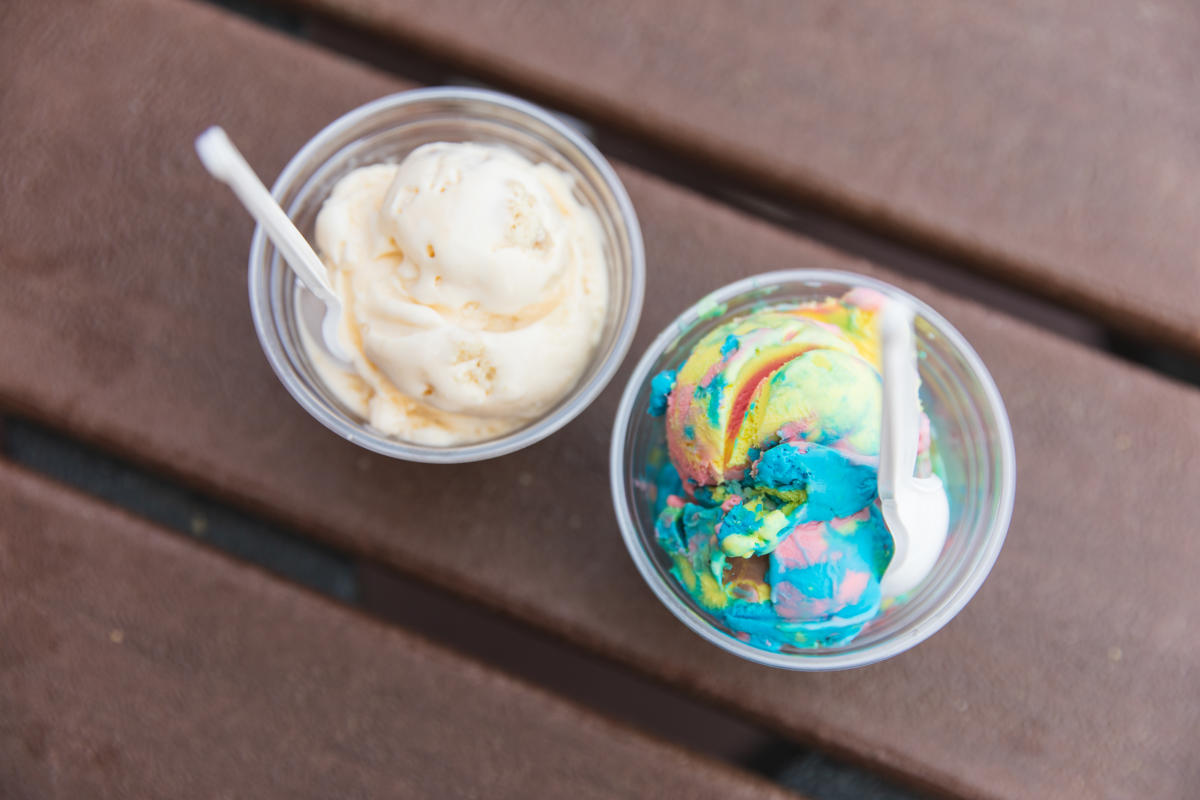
[248,87,644,462]
[610,270,1015,670]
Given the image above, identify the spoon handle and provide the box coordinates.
[195,127,340,308]
[878,299,918,501]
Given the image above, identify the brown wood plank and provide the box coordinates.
[0,461,796,799]
[3,0,1199,797]
[296,0,1200,353]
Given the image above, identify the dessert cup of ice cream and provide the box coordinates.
[248,87,644,462]
[610,270,1015,670]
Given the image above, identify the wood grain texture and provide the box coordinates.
[295,0,1200,352]
[0,461,795,799]
[2,1,1199,798]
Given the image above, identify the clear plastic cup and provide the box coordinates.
[248,88,644,462]
[610,270,1015,670]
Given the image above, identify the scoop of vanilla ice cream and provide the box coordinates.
[307,142,608,445]
[380,142,569,317]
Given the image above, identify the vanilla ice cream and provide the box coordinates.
[302,142,609,445]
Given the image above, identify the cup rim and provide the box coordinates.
[609,269,1016,670]
[248,87,645,463]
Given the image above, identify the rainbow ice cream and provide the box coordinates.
[648,289,933,649]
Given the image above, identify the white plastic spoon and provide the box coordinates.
[194,126,353,365]
[878,300,950,600]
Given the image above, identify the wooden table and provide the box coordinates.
[3,1,1197,798]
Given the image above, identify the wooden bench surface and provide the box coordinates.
[4,0,1199,798]
[0,461,796,799]
[294,0,1200,353]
